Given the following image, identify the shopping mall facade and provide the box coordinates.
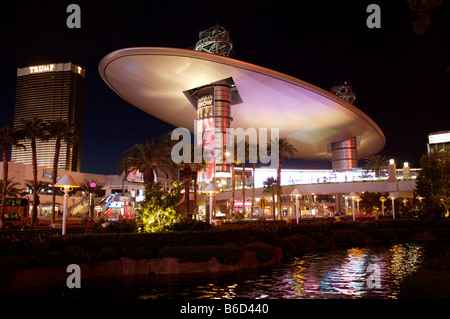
[0,159,419,223]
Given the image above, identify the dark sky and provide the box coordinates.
[0,0,448,174]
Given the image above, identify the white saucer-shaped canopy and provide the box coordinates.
[99,47,385,161]
[54,175,80,188]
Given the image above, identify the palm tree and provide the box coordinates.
[227,140,247,218]
[47,119,77,222]
[0,178,27,198]
[240,141,250,218]
[263,177,281,220]
[364,154,389,178]
[158,131,208,219]
[117,157,132,196]
[79,180,105,217]
[249,142,259,221]
[18,117,47,228]
[269,137,297,217]
[121,139,176,186]
[179,145,208,219]
[0,126,20,228]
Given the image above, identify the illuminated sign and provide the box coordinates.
[29,64,55,74]
[429,132,450,144]
[198,94,213,108]
[234,201,252,207]
[108,201,124,208]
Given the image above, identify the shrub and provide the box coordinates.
[309,232,329,246]
[268,237,296,255]
[98,246,124,261]
[244,242,277,263]
[63,245,89,264]
[97,219,138,233]
[366,228,394,241]
[164,219,213,231]
[126,246,156,260]
[214,243,243,265]
[331,229,364,245]
[287,234,309,251]
[158,244,243,264]
[42,250,66,266]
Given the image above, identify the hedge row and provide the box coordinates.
[0,226,249,257]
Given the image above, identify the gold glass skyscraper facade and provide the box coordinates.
[11,62,85,172]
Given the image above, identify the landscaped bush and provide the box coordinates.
[287,234,309,252]
[63,245,90,264]
[244,242,277,263]
[267,237,296,255]
[331,229,364,245]
[96,219,138,233]
[125,246,156,260]
[42,250,66,266]
[164,219,213,231]
[156,244,243,264]
[366,228,394,241]
[213,243,244,265]
[309,232,331,246]
[98,246,124,261]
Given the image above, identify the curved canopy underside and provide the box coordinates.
[99,47,385,161]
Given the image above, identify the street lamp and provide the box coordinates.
[416,195,425,202]
[379,195,387,216]
[290,188,302,224]
[54,175,80,235]
[388,192,398,219]
[203,183,219,224]
[348,192,357,222]
[402,198,408,206]
[89,182,96,218]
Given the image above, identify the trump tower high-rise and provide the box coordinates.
[11,63,85,172]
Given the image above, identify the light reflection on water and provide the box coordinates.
[11,243,426,299]
[140,243,425,299]
[199,243,424,299]
[287,243,425,299]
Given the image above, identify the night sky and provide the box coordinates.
[0,0,448,175]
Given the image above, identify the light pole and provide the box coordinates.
[54,175,80,235]
[290,188,302,224]
[203,183,219,224]
[388,192,398,219]
[379,195,387,216]
[89,182,96,218]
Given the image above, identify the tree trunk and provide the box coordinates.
[51,137,61,222]
[241,162,246,219]
[0,149,8,228]
[193,170,198,217]
[231,163,235,218]
[251,162,255,222]
[183,167,192,219]
[272,194,276,220]
[31,138,38,229]
[143,168,154,186]
[277,157,284,220]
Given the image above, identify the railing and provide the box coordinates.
[193,168,421,193]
